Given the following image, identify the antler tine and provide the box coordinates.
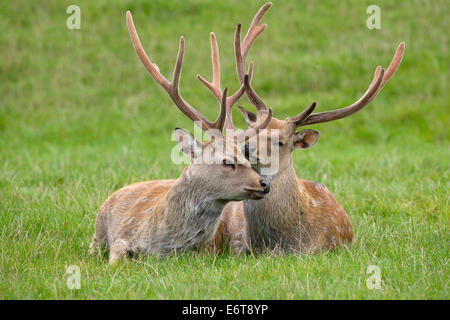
[200,3,270,91]
[126,11,224,131]
[236,108,273,141]
[302,42,404,126]
[227,76,247,111]
[216,87,228,131]
[198,3,271,130]
[235,24,270,115]
[288,102,317,125]
[223,76,247,130]
[197,30,249,130]
[302,67,385,125]
[243,72,268,112]
[368,42,405,103]
[233,3,272,117]
[238,2,272,83]
[197,33,222,101]
[126,11,170,90]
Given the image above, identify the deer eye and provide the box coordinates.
[222,160,235,170]
[277,141,284,147]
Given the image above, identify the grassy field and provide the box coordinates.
[0,0,448,299]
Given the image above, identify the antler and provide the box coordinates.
[295,42,405,126]
[243,72,269,113]
[235,108,273,142]
[235,75,273,141]
[236,2,272,83]
[126,11,227,131]
[219,75,273,141]
[197,2,272,129]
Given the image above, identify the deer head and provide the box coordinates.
[194,2,404,176]
[239,38,405,175]
[126,11,272,200]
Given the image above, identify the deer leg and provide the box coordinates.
[109,239,129,265]
[89,235,101,255]
[230,229,250,255]
[90,211,108,255]
[231,240,250,255]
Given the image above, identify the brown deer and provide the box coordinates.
[202,3,405,253]
[237,49,403,253]
[89,11,273,264]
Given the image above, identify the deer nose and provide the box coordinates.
[260,179,270,194]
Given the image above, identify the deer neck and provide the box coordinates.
[244,158,311,251]
[152,167,226,254]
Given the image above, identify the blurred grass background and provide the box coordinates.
[0,0,448,299]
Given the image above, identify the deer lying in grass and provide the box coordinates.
[237,49,403,253]
[89,12,273,264]
[204,3,405,253]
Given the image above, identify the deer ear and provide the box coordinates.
[174,128,202,158]
[237,106,257,126]
[293,129,319,150]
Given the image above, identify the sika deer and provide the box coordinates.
[237,43,405,253]
[89,12,272,264]
[202,3,405,253]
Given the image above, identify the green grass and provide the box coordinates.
[0,0,448,299]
